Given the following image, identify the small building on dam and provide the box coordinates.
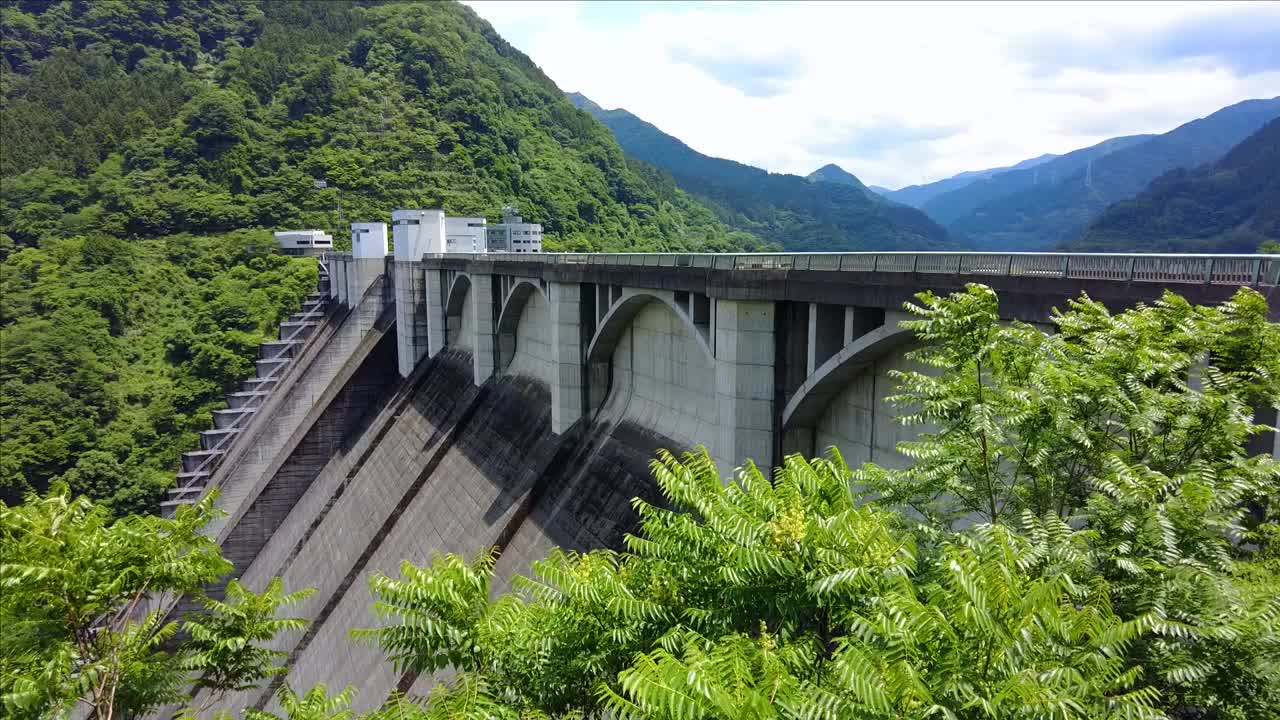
[173,226,1279,714]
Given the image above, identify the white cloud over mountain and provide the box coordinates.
[467,0,1280,189]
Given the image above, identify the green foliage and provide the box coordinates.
[0,485,309,720]
[246,683,357,720]
[2,0,767,253]
[862,283,1280,718]
[0,231,317,513]
[184,578,316,704]
[859,283,1280,531]
[351,450,1169,719]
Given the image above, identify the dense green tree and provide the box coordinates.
[0,486,311,720]
[0,231,317,512]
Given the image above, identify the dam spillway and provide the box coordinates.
[173,251,1279,713]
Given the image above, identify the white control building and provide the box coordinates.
[445,216,488,253]
[350,222,388,258]
[391,209,445,260]
[274,230,333,256]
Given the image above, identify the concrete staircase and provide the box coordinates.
[162,272,330,517]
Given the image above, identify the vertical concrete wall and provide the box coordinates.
[469,273,496,385]
[548,281,584,434]
[715,300,777,470]
[345,258,384,308]
[393,261,429,377]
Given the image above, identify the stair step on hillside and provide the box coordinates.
[212,407,252,430]
[227,390,270,410]
[173,470,209,490]
[199,428,240,452]
[278,320,319,341]
[300,298,323,310]
[181,449,224,474]
[166,484,206,502]
[256,357,290,378]
[259,340,301,360]
[240,377,278,394]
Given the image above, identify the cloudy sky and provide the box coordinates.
[464,0,1280,189]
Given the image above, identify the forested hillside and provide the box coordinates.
[568,92,959,252]
[0,0,764,514]
[1069,118,1280,253]
[931,97,1280,250]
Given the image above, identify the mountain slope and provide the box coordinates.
[568,93,959,252]
[807,163,867,189]
[1,1,763,254]
[935,98,1280,250]
[1067,118,1280,253]
[0,0,767,513]
[884,153,1059,209]
[921,134,1153,226]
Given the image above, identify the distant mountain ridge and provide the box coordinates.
[933,97,1280,250]
[1068,117,1280,253]
[881,153,1059,208]
[567,92,959,252]
[806,163,885,202]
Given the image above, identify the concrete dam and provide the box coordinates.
[169,249,1279,713]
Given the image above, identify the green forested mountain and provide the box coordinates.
[1,0,764,253]
[567,92,959,252]
[806,163,866,190]
[0,0,765,513]
[920,135,1152,226]
[880,152,1058,209]
[1068,118,1280,253]
[930,98,1280,250]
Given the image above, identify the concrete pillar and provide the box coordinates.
[807,303,844,375]
[345,258,383,306]
[548,281,584,434]
[469,272,497,385]
[423,268,446,358]
[334,256,349,307]
[715,299,776,471]
[393,261,429,377]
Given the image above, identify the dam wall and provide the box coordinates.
[169,250,1277,715]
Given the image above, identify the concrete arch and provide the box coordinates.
[586,292,714,368]
[496,280,550,375]
[444,273,471,348]
[781,324,916,429]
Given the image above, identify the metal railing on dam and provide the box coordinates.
[426,251,1280,287]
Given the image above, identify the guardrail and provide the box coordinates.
[423,252,1279,287]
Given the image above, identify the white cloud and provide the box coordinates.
[465,0,1280,189]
